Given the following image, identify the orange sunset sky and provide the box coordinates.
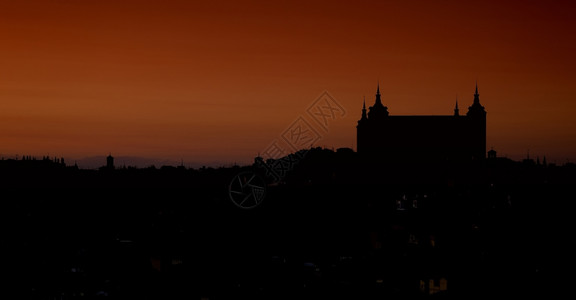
[0,0,575,168]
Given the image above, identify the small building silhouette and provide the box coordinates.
[488,148,497,159]
[106,153,115,170]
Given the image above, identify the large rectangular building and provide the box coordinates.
[356,84,486,164]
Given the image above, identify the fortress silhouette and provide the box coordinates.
[357,84,486,164]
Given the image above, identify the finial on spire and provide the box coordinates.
[363,96,366,109]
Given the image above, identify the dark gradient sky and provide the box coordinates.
[1,0,575,167]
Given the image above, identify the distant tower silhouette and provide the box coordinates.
[106,153,115,169]
[357,82,487,163]
[488,148,497,159]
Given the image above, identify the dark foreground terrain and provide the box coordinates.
[2,150,575,299]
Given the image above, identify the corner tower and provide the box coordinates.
[466,83,487,160]
[367,83,389,121]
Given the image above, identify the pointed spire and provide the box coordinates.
[454,96,460,116]
[473,81,480,104]
[467,81,486,116]
[366,81,389,119]
[361,96,367,120]
[375,83,382,105]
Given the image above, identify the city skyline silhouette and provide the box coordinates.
[2,80,571,170]
[2,79,573,170]
[2,1,576,299]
